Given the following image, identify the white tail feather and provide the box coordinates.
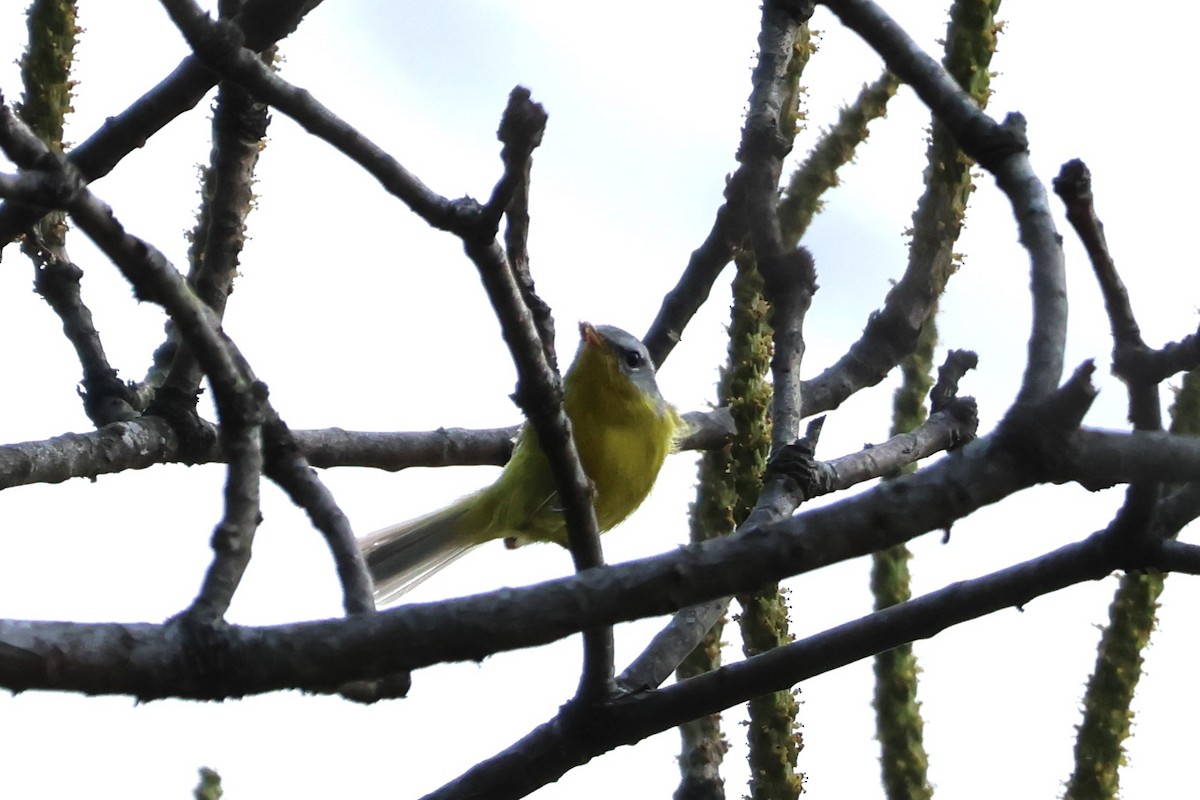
[360,502,477,604]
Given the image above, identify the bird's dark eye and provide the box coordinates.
[623,348,645,369]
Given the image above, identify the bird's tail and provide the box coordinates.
[360,498,479,605]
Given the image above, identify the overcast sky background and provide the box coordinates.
[0,2,1198,798]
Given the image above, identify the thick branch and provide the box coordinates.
[4,421,1200,700]
[433,529,1117,800]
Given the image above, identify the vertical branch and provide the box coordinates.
[17,0,75,148]
[1055,161,1162,545]
[870,2,999,796]
[674,622,729,800]
[469,87,618,701]
[907,0,1001,305]
[148,0,273,624]
[18,0,138,426]
[737,5,813,454]
[620,23,897,720]
[184,377,266,624]
[1065,570,1162,800]
[822,0,1066,406]
[728,255,803,800]
[730,8,813,798]
[676,258,775,799]
[1054,156,1181,799]
[1064,370,1200,799]
[871,314,935,800]
[148,17,272,400]
[500,95,555,370]
[710,7,816,800]
[778,70,899,247]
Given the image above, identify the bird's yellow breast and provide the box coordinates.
[471,330,680,547]
[567,380,678,534]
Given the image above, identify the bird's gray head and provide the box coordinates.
[582,323,666,407]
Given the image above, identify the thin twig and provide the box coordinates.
[1054,160,1160,430]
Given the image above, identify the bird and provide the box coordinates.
[360,322,683,604]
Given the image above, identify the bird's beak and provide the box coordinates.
[580,321,604,349]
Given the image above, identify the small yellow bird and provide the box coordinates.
[361,322,682,603]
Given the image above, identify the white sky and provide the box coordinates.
[0,1,1197,798]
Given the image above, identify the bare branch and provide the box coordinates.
[154,2,602,634]
[421,495,1186,800]
[151,43,272,396]
[496,88,554,369]
[24,235,141,425]
[643,203,743,367]
[0,92,372,618]
[616,599,730,694]
[0,0,324,250]
[616,395,974,695]
[475,90,614,701]
[1054,159,1160,431]
[16,2,139,427]
[0,408,733,491]
[157,0,466,232]
[6,415,1200,701]
[821,0,1066,407]
[261,412,375,616]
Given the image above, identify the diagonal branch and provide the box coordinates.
[434,526,1119,800]
[157,0,469,233]
[149,37,273,399]
[468,89,618,701]
[151,11,601,650]
[0,93,372,619]
[6,420,1200,699]
[618,393,976,694]
[18,0,140,427]
[821,0,1066,408]
[0,0,324,250]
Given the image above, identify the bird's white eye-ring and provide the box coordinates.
[623,349,645,369]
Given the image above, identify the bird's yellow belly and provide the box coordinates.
[582,423,669,531]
